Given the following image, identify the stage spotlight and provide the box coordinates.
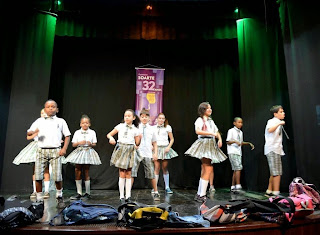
[146,5,153,11]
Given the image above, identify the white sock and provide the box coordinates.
[32,181,36,193]
[266,189,272,194]
[231,185,236,190]
[125,178,132,199]
[163,173,170,189]
[36,192,43,201]
[44,181,50,193]
[273,191,280,196]
[119,177,125,199]
[236,184,242,189]
[75,180,82,195]
[155,175,159,185]
[85,180,90,194]
[56,188,63,198]
[200,179,209,197]
[197,178,202,195]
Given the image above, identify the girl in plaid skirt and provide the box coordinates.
[66,115,101,200]
[107,109,141,203]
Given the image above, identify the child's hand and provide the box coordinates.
[249,143,255,150]
[109,138,116,145]
[85,141,92,146]
[134,145,139,149]
[236,141,241,146]
[280,121,285,125]
[153,154,158,161]
[59,148,66,156]
[165,147,170,153]
[218,140,222,148]
[34,129,39,134]
[79,140,86,145]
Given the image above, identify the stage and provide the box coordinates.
[3,188,320,234]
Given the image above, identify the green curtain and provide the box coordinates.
[1,12,57,192]
[237,18,295,191]
[279,0,320,186]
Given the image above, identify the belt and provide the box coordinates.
[41,147,59,149]
[200,136,213,139]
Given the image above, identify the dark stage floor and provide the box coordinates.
[2,188,320,234]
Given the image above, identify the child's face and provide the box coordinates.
[44,101,58,116]
[124,111,135,124]
[234,119,243,129]
[140,114,150,124]
[274,108,285,120]
[204,104,212,117]
[40,109,47,118]
[157,114,165,125]
[80,118,90,130]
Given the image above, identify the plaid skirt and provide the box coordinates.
[12,141,38,165]
[64,147,101,165]
[185,138,228,163]
[157,146,178,160]
[110,143,136,170]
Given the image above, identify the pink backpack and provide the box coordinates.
[289,177,320,207]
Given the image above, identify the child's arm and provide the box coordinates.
[195,128,217,137]
[26,129,39,140]
[107,129,118,145]
[166,132,174,153]
[227,140,241,146]
[72,140,87,148]
[59,136,70,156]
[134,134,141,147]
[216,132,223,148]
[241,141,255,150]
[152,141,158,161]
[267,121,285,133]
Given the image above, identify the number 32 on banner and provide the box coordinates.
[142,81,155,90]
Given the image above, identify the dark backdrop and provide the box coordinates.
[49,37,240,190]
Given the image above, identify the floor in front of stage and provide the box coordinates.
[2,188,320,234]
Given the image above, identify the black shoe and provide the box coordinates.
[120,198,126,204]
[70,194,82,200]
[196,195,207,203]
[125,197,131,203]
[82,193,91,199]
[56,197,65,209]
[153,193,160,201]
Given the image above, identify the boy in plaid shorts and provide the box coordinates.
[131,108,160,201]
[226,117,254,193]
[264,105,286,198]
[27,100,71,207]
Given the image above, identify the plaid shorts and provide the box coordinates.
[35,148,63,181]
[228,154,243,171]
[266,151,282,176]
[131,153,155,179]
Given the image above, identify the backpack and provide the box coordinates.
[49,200,118,226]
[117,202,171,231]
[289,177,320,207]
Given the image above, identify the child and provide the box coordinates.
[65,115,101,200]
[27,100,71,208]
[107,109,141,204]
[131,108,160,201]
[226,117,254,193]
[185,102,227,202]
[153,113,178,194]
[264,105,286,198]
[13,109,51,199]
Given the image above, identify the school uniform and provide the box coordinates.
[110,123,140,170]
[28,115,71,182]
[226,127,243,171]
[64,128,101,165]
[185,117,227,163]
[264,117,285,176]
[155,124,178,160]
[12,136,38,165]
[131,123,157,179]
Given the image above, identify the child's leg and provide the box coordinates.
[235,170,241,185]
[162,160,170,189]
[119,168,126,199]
[44,166,50,193]
[32,165,36,193]
[154,159,161,186]
[209,170,214,187]
[272,175,281,192]
[84,165,91,195]
[74,164,83,195]
[199,158,212,197]
[125,169,132,199]
[267,176,273,192]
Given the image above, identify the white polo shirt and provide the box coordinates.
[138,123,157,158]
[72,128,97,146]
[264,117,285,155]
[226,127,243,156]
[115,123,140,145]
[28,115,71,148]
[154,124,172,146]
[195,117,218,138]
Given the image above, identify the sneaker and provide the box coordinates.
[70,194,82,200]
[125,197,131,203]
[56,197,65,209]
[230,188,236,193]
[82,193,91,199]
[120,198,126,204]
[264,192,273,198]
[194,194,200,201]
[209,186,216,193]
[30,192,36,199]
[43,192,50,199]
[196,195,207,203]
[153,193,160,201]
[151,189,155,194]
[165,188,173,194]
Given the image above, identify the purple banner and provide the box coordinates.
[135,68,165,125]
